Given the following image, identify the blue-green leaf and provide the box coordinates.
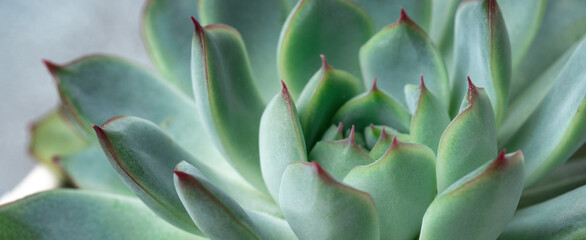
[353,0,431,31]
[409,78,451,152]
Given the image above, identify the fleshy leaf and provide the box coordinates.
[296,55,363,148]
[410,77,451,152]
[450,0,511,126]
[369,128,395,160]
[321,123,345,142]
[0,190,199,240]
[332,81,411,133]
[279,162,379,240]
[499,185,586,240]
[428,0,460,68]
[58,146,131,196]
[360,10,449,108]
[199,0,289,101]
[511,0,586,95]
[436,79,497,192]
[352,0,431,31]
[344,139,436,240]
[505,39,586,187]
[277,0,375,98]
[259,82,307,202]
[420,150,525,240]
[143,0,199,96]
[309,126,374,180]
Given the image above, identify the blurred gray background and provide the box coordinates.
[0,0,150,194]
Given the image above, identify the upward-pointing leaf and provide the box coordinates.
[352,0,431,31]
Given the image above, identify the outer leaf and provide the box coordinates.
[332,82,411,133]
[309,126,374,180]
[450,0,511,126]
[297,56,363,148]
[143,0,199,96]
[277,0,375,98]
[344,139,436,240]
[279,162,379,240]
[429,0,460,67]
[259,82,307,202]
[353,0,431,31]
[360,10,449,108]
[0,190,199,240]
[199,0,289,101]
[505,39,586,187]
[436,79,497,192]
[420,151,525,240]
[191,20,267,192]
[410,78,451,152]
[511,0,586,95]
[58,146,131,196]
[499,185,586,240]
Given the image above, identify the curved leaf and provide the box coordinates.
[0,190,198,240]
[353,0,431,31]
[410,77,451,152]
[450,0,511,126]
[360,10,449,108]
[428,0,460,68]
[143,0,199,96]
[420,150,525,240]
[344,139,436,240]
[259,82,307,202]
[279,162,379,240]
[199,0,289,101]
[369,128,395,160]
[297,56,363,148]
[277,0,375,98]
[321,123,345,142]
[436,79,498,192]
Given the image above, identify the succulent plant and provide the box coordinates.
[2,0,586,239]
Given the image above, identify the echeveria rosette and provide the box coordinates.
[2,0,586,239]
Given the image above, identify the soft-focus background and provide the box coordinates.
[0,0,150,195]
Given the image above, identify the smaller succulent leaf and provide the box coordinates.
[409,77,451,152]
[0,190,199,240]
[199,0,289,101]
[279,162,379,240]
[505,39,586,187]
[369,128,395,160]
[277,0,375,98]
[58,146,131,196]
[360,10,450,108]
[353,0,431,31]
[321,123,345,142]
[499,184,586,240]
[363,124,399,149]
[191,20,267,193]
[420,150,525,240]
[332,82,411,133]
[259,82,307,202]
[519,158,586,208]
[309,126,374,180]
[297,55,364,148]
[344,139,436,240]
[450,0,511,126]
[143,0,199,96]
[436,79,498,192]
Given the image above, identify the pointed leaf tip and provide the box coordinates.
[371,77,378,92]
[391,136,399,147]
[173,170,190,179]
[380,128,390,139]
[348,125,356,144]
[420,75,426,89]
[337,122,344,133]
[467,76,476,90]
[320,54,331,70]
[191,16,203,32]
[399,8,409,22]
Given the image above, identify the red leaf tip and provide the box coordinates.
[43,59,60,74]
[380,128,390,140]
[191,16,203,33]
[420,75,427,90]
[399,8,408,21]
[280,80,293,103]
[496,149,507,162]
[371,77,379,92]
[391,136,399,147]
[309,161,327,176]
[348,125,356,145]
[336,122,344,134]
[467,76,476,90]
[173,170,191,179]
[320,54,331,70]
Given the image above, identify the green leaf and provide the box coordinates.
[505,39,586,187]
[259,82,307,202]
[199,0,289,101]
[0,190,199,240]
[297,55,363,148]
[279,162,379,240]
[363,124,399,149]
[309,126,373,180]
[518,158,586,208]
[359,10,449,108]
[45,55,223,166]
[420,150,525,240]
[450,0,511,126]
[369,128,395,160]
[321,123,345,142]
[143,0,199,96]
[436,79,497,192]
[428,0,460,68]
[499,185,586,240]
[332,82,411,133]
[409,78,451,152]
[58,146,131,196]
[277,0,375,98]
[344,139,436,240]
[511,0,586,96]
[353,0,431,31]
[191,20,267,193]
